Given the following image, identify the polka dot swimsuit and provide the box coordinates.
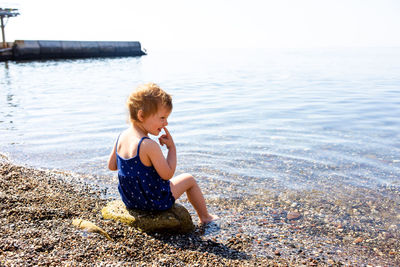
[116,136,175,211]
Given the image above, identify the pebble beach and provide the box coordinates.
[1,155,399,266]
[0,156,289,266]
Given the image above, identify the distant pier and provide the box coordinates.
[1,40,146,61]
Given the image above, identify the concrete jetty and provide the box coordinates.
[1,40,146,61]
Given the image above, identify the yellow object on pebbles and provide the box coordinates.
[72,219,112,241]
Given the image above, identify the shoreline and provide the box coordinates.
[0,156,290,266]
[1,155,399,266]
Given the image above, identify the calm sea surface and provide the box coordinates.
[1,47,400,198]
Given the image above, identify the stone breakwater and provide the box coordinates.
[0,154,399,266]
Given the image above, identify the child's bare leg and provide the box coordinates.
[170,173,218,224]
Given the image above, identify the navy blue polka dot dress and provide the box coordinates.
[116,136,175,211]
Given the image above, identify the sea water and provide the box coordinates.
[1,47,399,198]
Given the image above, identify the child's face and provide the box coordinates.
[142,105,171,136]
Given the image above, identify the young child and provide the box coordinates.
[107,82,218,224]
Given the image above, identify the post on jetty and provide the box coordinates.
[0,8,20,48]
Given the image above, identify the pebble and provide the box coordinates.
[287,211,302,220]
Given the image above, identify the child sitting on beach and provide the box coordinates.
[107,82,218,224]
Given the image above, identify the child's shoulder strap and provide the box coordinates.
[137,136,150,155]
[115,133,122,155]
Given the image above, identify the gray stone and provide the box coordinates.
[101,200,195,233]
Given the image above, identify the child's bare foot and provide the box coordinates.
[199,214,219,225]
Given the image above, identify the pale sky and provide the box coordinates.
[1,0,400,50]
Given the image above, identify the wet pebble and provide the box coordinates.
[287,211,302,220]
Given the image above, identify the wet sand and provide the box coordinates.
[1,155,399,266]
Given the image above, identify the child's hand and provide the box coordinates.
[158,127,175,149]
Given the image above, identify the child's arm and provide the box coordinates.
[145,127,176,180]
[107,141,118,171]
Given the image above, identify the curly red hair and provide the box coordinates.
[126,83,172,123]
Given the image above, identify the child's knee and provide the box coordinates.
[182,173,196,183]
